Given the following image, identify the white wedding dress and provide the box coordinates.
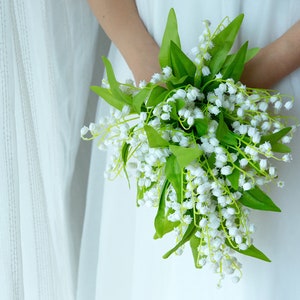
[0,0,103,299]
[80,0,300,299]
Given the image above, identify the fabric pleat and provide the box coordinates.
[0,0,102,298]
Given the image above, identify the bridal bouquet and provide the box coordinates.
[82,9,296,283]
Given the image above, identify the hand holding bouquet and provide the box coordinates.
[82,9,296,283]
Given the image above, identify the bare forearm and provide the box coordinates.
[241,20,300,88]
[87,0,160,82]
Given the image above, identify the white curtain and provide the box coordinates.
[0,0,107,298]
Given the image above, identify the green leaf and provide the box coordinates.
[222,41,248,81]
[146,85,168,107]
[194,68,203,89]
[168,98,186,120]
[190,235,201,268]
[163,221,197,259]
[222,47,259,74]
[227,168,240,190]
[238,245,271,262]
[176,98,186,111]
[165,155,182,202]
[167,75,189,89]
[144,125,169,148]
[260,127,292,144]
[216,113,238,146]
[260,127,292,153]
[159,8,181,68]
[102,57,131,106]
[121,142,130,166]
[245,47,260,62]
[91,86,125,111]
[122,126,135,165]
[169,145,202,169]
[194,118,209,137]
[136,183,144,207]
[121,142,130,186]
[168,101,178,120]
[271,143,291,153]
[132,88,149,113]
[154,180,179,239]
[239,186,281,212]
[170,41,196,79]
[206,14,244,79]
[207,152,216,169]
[226,240,271,262]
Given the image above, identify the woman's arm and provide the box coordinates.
[87,0,160,83]
[241,20,300,88]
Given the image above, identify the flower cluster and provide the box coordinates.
[82,9,296,284]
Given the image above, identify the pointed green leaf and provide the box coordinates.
[216,113,238,146]
[226,240,271,262]
[190,235,201,268]
[227,168,240,190]
[136,183,144,207]
[91,86,125,111]
[194,118,209,137]
[169,145,202,169]
[207,152,216,169]
[222,41,248,81]
[159,8,181,68]
[260,127,292,144]
[206,14,244,80]
[176,98,186,111]
[163,221,197,259]
[121,142,130,185]
[132,88,149,113]
[167,75,189,89]
[102,56,131,105]
[245,47,260,62]
[168,101,178,120]
[146,85,168,107]
[170,41,196,79]
[238,244,271,262]
[168,98,186,120]
[154,180,179,239]
[165,155,182,202]
[271,143,291,153]
[121,142,130,165]
[121,126,135,168]
[222,47,259,74]
[144,125,169,148]
[239,186,281,212]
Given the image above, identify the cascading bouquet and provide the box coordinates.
[82,9,296,283]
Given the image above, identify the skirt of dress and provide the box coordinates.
[84,0,300,299]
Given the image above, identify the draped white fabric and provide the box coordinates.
[85,0,300,299]
[0,0,102,298]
